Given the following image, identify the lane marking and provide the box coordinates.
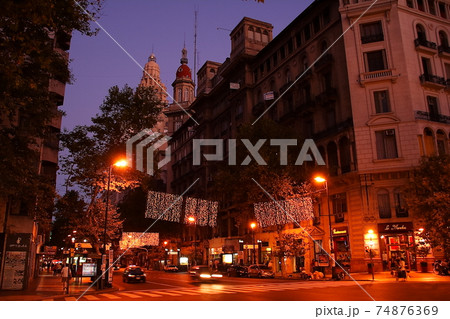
[64,297,77,301]
[133,291,165,298]
[83,294,100,301]
[118,292,140,298]
[152,291,181,296]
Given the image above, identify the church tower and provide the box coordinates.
[140,52,168,133]
[172,47,195,104]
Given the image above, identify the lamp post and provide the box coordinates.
[101,159,127,289]
[163,241,168,267]
[188,216,197,265]
[368,229,375,281]
[250,222,257,264]
[314,176,336,279]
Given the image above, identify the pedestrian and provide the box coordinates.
[61,263,72,293]
[397,258,406,281]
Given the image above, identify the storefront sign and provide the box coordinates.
[82,263,97,277]
[1,234,31,290]
[317,254,329,267]
[44,246,57,255]
[378,222,413,233]
[332,227,348,236]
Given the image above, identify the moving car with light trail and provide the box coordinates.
[189,265,223,281]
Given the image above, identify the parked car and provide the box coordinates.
[189,265,223,281]
[247,264,275,278]
[164,265,179,272]
[122,266,146,283]
[226,265,248,277]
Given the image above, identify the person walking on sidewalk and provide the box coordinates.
[61,263,72,294]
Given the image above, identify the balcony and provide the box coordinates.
[415,110,450,124]
[315,87,338,105]
[359,69,398,86]
[414,38,437,54]
[314,53,333,70]
[438,45,450,58]
[361,34,384,44]
[419,73,446,89]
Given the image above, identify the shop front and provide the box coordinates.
[378,222,416,271]
[332,227,351,270]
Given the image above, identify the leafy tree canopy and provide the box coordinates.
[405,155,450,259]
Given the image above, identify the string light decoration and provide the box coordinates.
[145,191,182,222]
[254,197,314,228]
[184,197,218,227]
[119,232,159,249]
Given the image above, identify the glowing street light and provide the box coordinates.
[313,175,336,279]
[250,222,257,264]
[101,158,127,290]
[188,216,197,265]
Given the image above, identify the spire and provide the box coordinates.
[180,47,188,65]
[148,53,156,62]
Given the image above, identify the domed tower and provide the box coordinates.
[140,53,168,105]
[172,47,195,104]
[140,53,168,133]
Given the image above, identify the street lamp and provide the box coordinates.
[163,241,168,267]
[250,222,257,264]
[188,216,197,265]
[368,229,375,281]
[101,159,127,289]
[314,175,336,279]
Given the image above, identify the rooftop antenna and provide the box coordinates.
[193,6,198,92]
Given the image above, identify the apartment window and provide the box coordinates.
[394,190,408,218]
[364,50,388,72]
[332,193,347,223]
[406,0,414,8]
[375,129,398,159]
[272,53,278,67]
[428,0,437,15]
[422,57,432,76]
[439,31,449,48]
[374,90,391,113]
[304,24,311,41]
[280,46,286,59]
[445,63,450,80]
[313,17,321,33]
[427,96,440,120]
[437,130,448,155]
[439,2,447,18]
[417,0,425,12]
[296,32,302,48]
[323,8,331,25]
[416,24,427,41]
[377,189,392,219]
[360,21,384,44]
[266,59,271,72]
[287,39,294,54]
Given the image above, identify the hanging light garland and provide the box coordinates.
[184,197,218,227]
[145,191,182,222]
[254,197,314,228]
[119,232,159,249]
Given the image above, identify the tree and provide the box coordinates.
[0,0,102,196]
[405,155,450,259]
[60,84,163,202]
[0,0,103,228]
[274,233,309,276]
[52,190,123,254]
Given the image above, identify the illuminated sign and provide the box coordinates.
[332,227,348,236]
[179,257,189,265]
[223,254,233,264]
[82,263,97,277]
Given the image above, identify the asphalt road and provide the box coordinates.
[61,270,450,301]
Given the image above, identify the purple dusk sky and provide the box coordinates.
[58,0,312,191]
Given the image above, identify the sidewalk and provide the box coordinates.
[343,271,450,282]
[0,273,117,301]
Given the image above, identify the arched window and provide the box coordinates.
[285,69,292,83]
[177,88,182,102]
[416,24,427,41]
[248,27,254,41]
[436,130,448,155]
[327,142,339,176]
[377,189,391,219]
[424,127,436,156]
[439,30,449,48]
[339,137,351,174]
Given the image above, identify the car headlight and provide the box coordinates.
[128,275,135,277]
[200,274,211,278]
[212,274,222,278]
